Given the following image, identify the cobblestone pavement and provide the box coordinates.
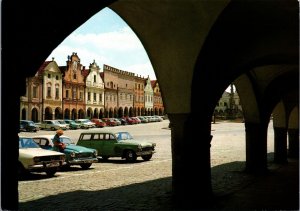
[18,120,298,210]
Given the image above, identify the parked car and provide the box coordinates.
[18,136,65,177]
[63,119,81,130]
[75,119,95,129]
[56,120,70,130]
[102,118,118,126]
[77,131,156,162]
[91,118,106,128]
[19,120,40,132]
[37,120,68,131]
[32,134,98,169]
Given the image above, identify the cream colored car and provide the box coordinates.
[19,136,65,177]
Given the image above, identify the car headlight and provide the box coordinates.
[33,157,40,163]
[70,152,76,158]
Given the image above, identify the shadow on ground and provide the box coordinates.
[19,157,299,211]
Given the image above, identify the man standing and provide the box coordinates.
[53,129,65,152]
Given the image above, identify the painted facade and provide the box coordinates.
[61,52,86,119]
[85,60,105,119]
[134,75,146,116]
[20,72,43,122]
[144,76,154,115]
[151,80,164,116]
[103,64,119,117]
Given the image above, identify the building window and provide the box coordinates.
[80,92,83,100]
[55,87,59,99]
[88,92,91,101]
[47,83,51,98]
[32,86,37,98]
[100,93,102,102]
[56,75,59,80]
[48,74,51,79]
[94,93,97,101]
[66,90,69,99]
[94,75,96,83]
[73,74,77,80]
[73,88,76,99]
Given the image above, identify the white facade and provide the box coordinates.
[144,76,154,111]
[85,60,105,118]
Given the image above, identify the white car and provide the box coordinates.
[36,120,68,131]
[75,119,96,129]
[18,136,65,177]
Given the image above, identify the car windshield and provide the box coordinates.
[19,137,40,148]
[58,120,66,124]
[27,121,35,126]
[115,132,133,141]
[60,137,74,145]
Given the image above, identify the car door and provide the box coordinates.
[100,133,119,157]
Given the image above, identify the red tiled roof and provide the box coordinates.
[151,80,157,88]
[81,68,90,77]
[37,61,52,75]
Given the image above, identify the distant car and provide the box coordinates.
[32,134,98,169]
[19,120,40,132]
[63,119,81,130]
[77,131,156,162]
[91,118,106,128]
[18,136,65,177]
[37,120,68,131]
[75,119,95,129]
[102,118,118,126]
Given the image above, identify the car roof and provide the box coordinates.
[80,130,115,134]
[32,134,69,139]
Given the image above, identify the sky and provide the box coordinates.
[47,7,156,80]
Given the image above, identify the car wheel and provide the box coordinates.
[80,163,92,170]
[45,168,57,177]
[51,127,55,131]
[141,154,152,161]
[102,156,109,161]
[125,150,137,162]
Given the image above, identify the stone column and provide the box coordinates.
[273,127,288,163]
[245,122,268,173]
[288,128,299,158]
[169,113,213,210]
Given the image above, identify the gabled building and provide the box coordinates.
[134,75,146,116]
[60,52,86,119]
[85,60,105,119]
[144,76,154,115]
[20,67,43,122]
[151,80,164,116]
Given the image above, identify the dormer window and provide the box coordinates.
[94,75,96,83]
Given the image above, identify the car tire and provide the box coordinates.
[125,150,137,162]
[101,156,109,161]
[45,168,57,177]
[80,163,92,169]
[141,154,152,161]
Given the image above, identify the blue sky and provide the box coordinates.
[47,7,156,80]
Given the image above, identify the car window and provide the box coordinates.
[81,134,92,140]
[19,137,40,148]
[60,137,73,145]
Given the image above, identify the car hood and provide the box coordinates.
[64,144,95,153]
[118,139,155,147]
[19,148,64,156]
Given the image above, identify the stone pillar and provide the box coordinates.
[245,122,268,173]
[169,113,213,210]
[273,127,288,163]
[288,128,299,158]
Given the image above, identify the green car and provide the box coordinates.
[63,119,81,130]
[77,131,156,162]
[32,135,98,169]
